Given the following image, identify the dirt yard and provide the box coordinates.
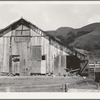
[0,75,99,92]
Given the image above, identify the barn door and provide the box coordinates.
[31,46,41,74]
[41,55,46,74]
[11,42,30,76]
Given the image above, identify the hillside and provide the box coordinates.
[73,23,100,36]
[46,23,100,60]
[46,22,100,50]
[46,27,75,45]
[70,27,100,51]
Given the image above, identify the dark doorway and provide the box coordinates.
[67,55,80,70]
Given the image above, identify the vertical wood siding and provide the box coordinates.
[0,38,4,72]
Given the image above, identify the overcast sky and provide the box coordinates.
[1,1,100,31]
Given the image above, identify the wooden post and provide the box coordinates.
[58,55,61,75]
[9,37,12,73]
[62,83,68,92]
[65,84,68,92]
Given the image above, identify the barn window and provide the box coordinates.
[16,30,30,35]
[14,25,30,42]
[42,55,46,60]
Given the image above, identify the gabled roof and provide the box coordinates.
[0,18,70,47]
[0,18,46,36]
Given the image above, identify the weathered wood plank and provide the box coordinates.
[2,37,10,72]
[0,37,4,72]
[20,43,28,76]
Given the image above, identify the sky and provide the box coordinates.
[1,1,100,31]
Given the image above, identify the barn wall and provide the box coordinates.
[29,27,70,75]
[49,39,69,75]
[0,24,77,76]
[1,31,12,72]
[0,37,4,72]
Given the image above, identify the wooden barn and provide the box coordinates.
[0,18,88,76]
